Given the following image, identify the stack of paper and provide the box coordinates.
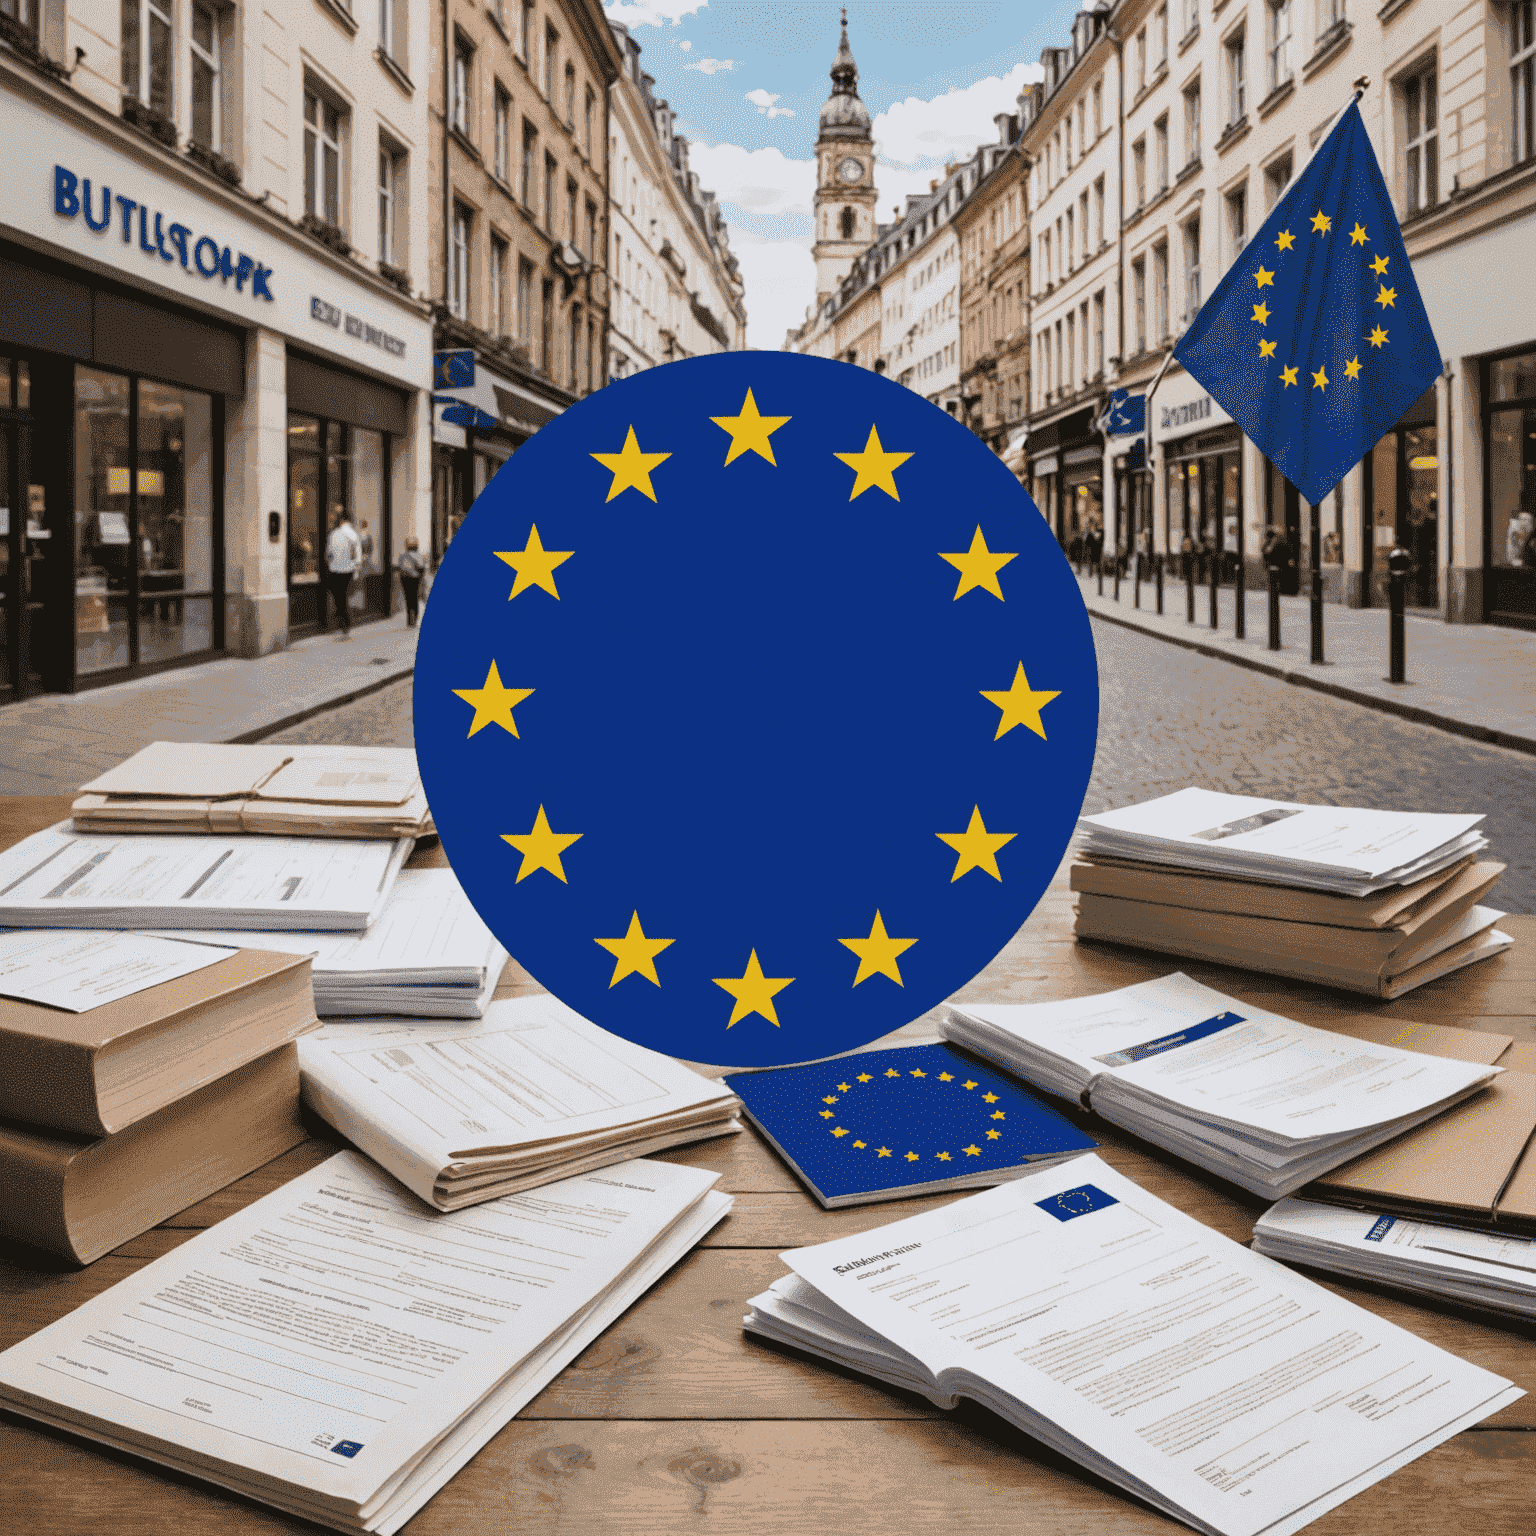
[144,870,508,1018]
[0,821,412,931]
[941,973,1502,1198]
[1072,789,1510,995]
[0,1151,731,1532]
[1254,1199,1536,1322]
[744,1154,1522,1536]
[72,741,433,839]
[298,996,742,1209]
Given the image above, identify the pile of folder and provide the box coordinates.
[1072,787,1512,997]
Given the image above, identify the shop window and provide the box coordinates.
[1401,63,1438,213]
[304,90,344,229]
[1264,151,1292,209]
[450,202,472,321]
[122,0,174,119]
[1488,349,1536,625]
[189,2,219,151]
[1516,2,1535,166]
[1267,0,1292,94]
[452,36,474,139]
[493,85,511,182]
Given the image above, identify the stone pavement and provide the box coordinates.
[1073,568,1536,755]
[0,614,418,795]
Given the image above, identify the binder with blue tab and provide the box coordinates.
[723,1042,1097,1208]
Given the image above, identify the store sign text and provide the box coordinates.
[53,165,274,301]
[310,296,407,358]
[1160,395,1212,433]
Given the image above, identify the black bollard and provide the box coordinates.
[1387,545,1413,683]
[1185,555,1196,623]
[1308,502,1324,665]
[1266,564,1282,651]
[1113,555,1121,601]
[1133,556,1141,608]
[1155,554,1164,614]
[1097,557,1104,596]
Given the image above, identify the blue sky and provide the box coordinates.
[603,2,1084,345]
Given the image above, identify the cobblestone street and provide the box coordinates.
[274,619,1536,914]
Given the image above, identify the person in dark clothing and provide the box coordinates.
[398,537,426,628]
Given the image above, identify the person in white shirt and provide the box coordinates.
[324,511,362,635]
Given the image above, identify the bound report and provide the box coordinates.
[0,1044,305,1264]
[0,822,413,931]
[941,973,1502,1198]
[744,1155,1521,1536]
[298,996,741,1209]
[72,741,432,839]
[0,1151,731,1534]
[0,941,316,1136]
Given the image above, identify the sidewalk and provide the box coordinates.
[0,615,418,795]
[1074,568,1536,754]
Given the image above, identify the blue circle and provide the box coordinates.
[414,352,1098,1066]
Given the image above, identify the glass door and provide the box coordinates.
[287,413,322,631]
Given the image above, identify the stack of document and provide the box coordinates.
[0,1151,731,1532]
[1254,1199,1536,1322]
[298,996,742,1209]
[941,973,1502,1198]
[1072,789,1510,995]
[72,741,433,839]
[744,1154,1522,1536]
[144,870,508,1018]
[0,821,412,931]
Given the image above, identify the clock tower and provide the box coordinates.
[812,10,877,307]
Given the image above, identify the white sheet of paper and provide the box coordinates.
[0,928,237,1011]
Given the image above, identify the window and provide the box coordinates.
[1154,115,1169,191]
[1184,80,1201,165]
[521,120,537,205]
[122,0,174,118]
[378,146,396,264]
[450,202,472,320]
[541,280,554,372]
[1184,0,1199,38]
[1133,138,1147,206]
[1517,2,1536,166]
[544,24,558,101]
[1265,151,1292,208]
[1268,0,1292,93]
[1065,207,1075,271]
[1094,176,1105,247]
[190,2,219,150]
[517,255,534,345]
[543,151,556,231]
[1093,80,1103,136]
[493,86,511,181]
[1133,258,1147,352]
[1226,185,1247,260]
[1156,5,1168,64]
[380,0,408,69]
[564,63,576,127]
[1093,290,1105,376]
[1136,27,1147,90]
[304,91,343,227]
[1184,217,1202,319]
[1403,65,1438,212]
[1065,114,1073,167]
[1153,241,1169,339]
[585,198,597,259]
[570,302,581,387]
[452,37,473,137]
[521,0,534,62]
[1318,0,1346,31]
[566,178,578,243]
[490,235,508,336]
[1066,313,1076,390]
[840,204,856,239]
[584,85,595,154]
[1227,31,1246,123]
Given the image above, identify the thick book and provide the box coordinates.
[722,1042,1097,1207]
[744,1154,1522,1536]
[298,996,742,1209]
[0,1044,306,1265]
[941,972,1503,1198]
[0,946,317,1136]
[0,1151,731,1533]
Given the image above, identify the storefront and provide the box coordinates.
[1027,406,1100,555]
[1154,374,1246,587]
[1485,346,1536,630]
[1364,385,1438,609]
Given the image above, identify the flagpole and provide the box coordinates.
[1143,334,1182,574]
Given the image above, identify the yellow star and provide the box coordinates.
[837,1083,851,1092]
[876,1146,892,1158]
[1371,253,1389,276]
[710,388,791,466]
[839,910,918,987]
[500,805,583,883]
[1369,326,1389,348]
[936,1151,952,1161]
[885,1068,901,1078]
[852,1140,867,1148]
[938,1072,954,1082]
[494,525,573,600]
[594,911,674,987]
[904,1151,919,1162]
[986,1129,1002,1140]
[820,1109,834,1119]
[910,1069,926,1078]
[1276,229,1296,251]
[1376,284,1397,309]
[1280,365,1299,388]
[1254,266,1275,289]
[1259,339,1278,360]
[1252,301,1270,325]
[1344,356,1362,380]
[713,949,794,1028]
[979,662,1061,741]
[822,1095,840,1104]
[982,1093,999,1104]
[963,1080,978,1090]
[832,1127,849,1138]
[963,1144,981,1156]
[1311,210,1331,234]
[936,805,1016,882]
[590,425,672,502]
[1350,223,1369,246]
[453,661,534,738]
[1312,365,1329,391]
[834,424,913,500]
[939,525,1017,600]
[856,1073,873,1083]
[990,1111,1006,1120]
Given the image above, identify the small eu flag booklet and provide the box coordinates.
[723,1043,1097,1208]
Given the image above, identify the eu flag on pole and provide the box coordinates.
[1173,100,1441,506]
[1102,388,1145,437]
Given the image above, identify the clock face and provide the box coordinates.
[838,156,864,184]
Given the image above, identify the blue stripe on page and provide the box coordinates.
[1092,1011,1246,1068]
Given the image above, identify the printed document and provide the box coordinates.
[0,928,235,1011]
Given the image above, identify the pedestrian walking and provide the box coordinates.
[1179,532,1194,582]
[398,537,426,629]
[324,511,361,636]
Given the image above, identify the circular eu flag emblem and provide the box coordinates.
[415,352,1098,1066]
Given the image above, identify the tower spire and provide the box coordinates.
[831,8,857,94]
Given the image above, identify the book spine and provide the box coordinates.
[0,1130,73,1258]
[0,1031,105,1137]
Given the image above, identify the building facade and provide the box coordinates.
[1,0,435,701]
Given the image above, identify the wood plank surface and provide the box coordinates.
[2,794,1534,1535]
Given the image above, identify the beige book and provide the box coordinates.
[0,1044,306,1264]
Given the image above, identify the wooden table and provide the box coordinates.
[2,795,1533,1535]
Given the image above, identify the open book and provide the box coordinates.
[941,973,1502,1197]
[745,1154,1521,1536]
[0,1151,730,1533]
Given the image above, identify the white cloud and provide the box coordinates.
[685,57,735,75]
[744,87,795,119]
[678,40,691,51]
[684,142,815,217]
[872,60,1045,165]
[603,1,706,26]
[729,230,818,350]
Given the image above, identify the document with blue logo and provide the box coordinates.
[746,1154,1522,1536]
